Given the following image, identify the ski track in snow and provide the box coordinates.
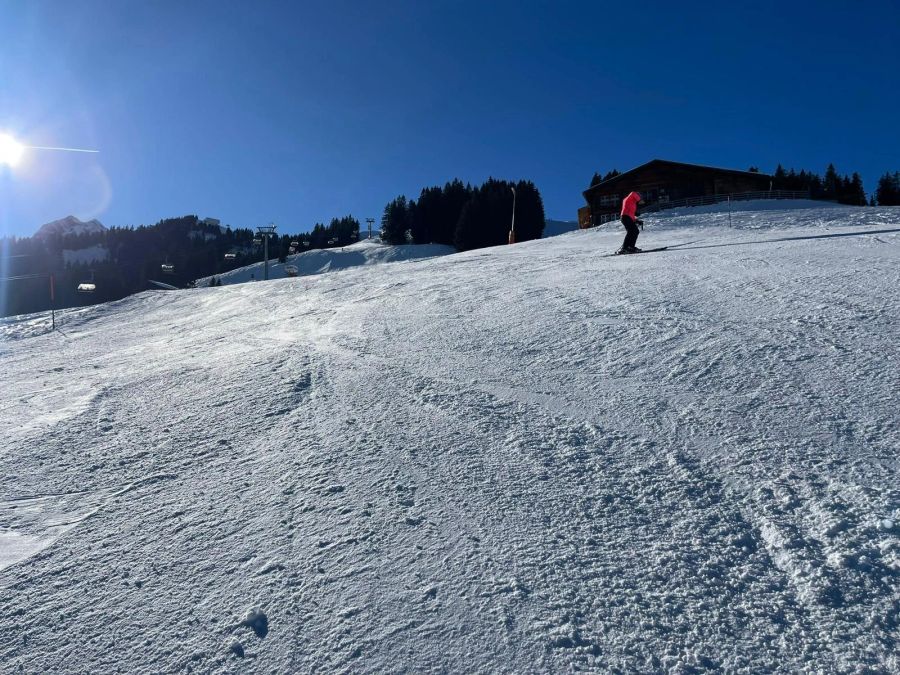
[1,206,899,672]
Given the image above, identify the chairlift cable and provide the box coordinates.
[1,272,48,281]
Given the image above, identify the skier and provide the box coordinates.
[618,191,645,254]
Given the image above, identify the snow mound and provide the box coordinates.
[197,237,455,286]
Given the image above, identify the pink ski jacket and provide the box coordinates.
[620,192,642,219]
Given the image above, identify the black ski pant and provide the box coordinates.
[621,215,639,249]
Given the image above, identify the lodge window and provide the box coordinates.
[598,194,619,207]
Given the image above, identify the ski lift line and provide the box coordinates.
[0,268,60,328]
[1,272,47,281]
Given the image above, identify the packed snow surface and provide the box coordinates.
[1,205,899,672]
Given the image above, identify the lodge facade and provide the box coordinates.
[579,159,773,227]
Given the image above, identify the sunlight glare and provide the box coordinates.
[0,134,25,167]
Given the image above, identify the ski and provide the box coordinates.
[603,246,669,257]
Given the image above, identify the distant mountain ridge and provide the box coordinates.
[543,219,579,238]
[34,215,106,239]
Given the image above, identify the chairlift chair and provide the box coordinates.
[303,241,310,247]
[284,265,299,277]
[224,252,237,260]
[161,263,176,275]
[77,271,96,293]
[290,241,299,247]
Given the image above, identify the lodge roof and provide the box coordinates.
[583,159,773,199]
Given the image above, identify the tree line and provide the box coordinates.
[772,163,867,205]
[1,214,361,317]
[589,163,900,206]
[380,178,545,251]
[589,170,620,186]
[874,171,900,206]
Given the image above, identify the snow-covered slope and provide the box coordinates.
[1,206,899,672]
[660,198,853,216]
[34,215,106,239]
[197,238,455,287]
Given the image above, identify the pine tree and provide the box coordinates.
[848,173,866,206]
[838,175,852,204]
[411,186,441,244]
[454,184,493,251]
[786,168,798,191]
[435,180,473,247]
[875,172,900,206]
[381,196,410,245]
[590,170,619,187]
[310,223,326,248]
[824,163,840,200]
[773,164,787,189]
[808,173,824,198]
[511,180,546,242]
[453,178,545,251]
[326,215,361,245]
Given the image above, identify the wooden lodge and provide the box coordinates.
[579,159,773,227]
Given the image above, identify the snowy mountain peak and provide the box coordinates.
[34,215,107,239]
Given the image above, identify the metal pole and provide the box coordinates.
[366,218,375,240]
[256,224,277,281]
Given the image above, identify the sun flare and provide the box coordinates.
[0,133,25,167]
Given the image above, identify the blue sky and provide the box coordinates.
[1,0,898,238]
